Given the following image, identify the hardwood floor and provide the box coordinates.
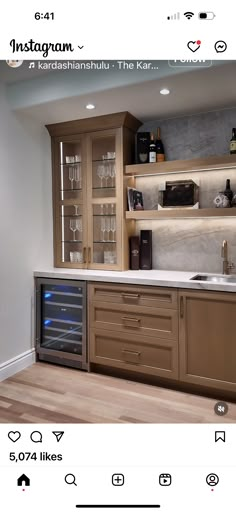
[0,363,235,423]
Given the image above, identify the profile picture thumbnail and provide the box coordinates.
[6,60,23,68]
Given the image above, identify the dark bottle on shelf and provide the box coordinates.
[224,179,233,206]
[149,132,157,163]
[230,128,236,154]
[156,127,165,162]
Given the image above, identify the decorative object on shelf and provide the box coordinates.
[213,192,230,208]
[70,251,83,263]
[230,128,236,154]
[156,127,165,162]
[135,132,150,164]
[104,251,116,264]
[127,187,144,210]
[149,132,156,163]
[231,193,236,207]
[158,179,199,209]
[140,230,152,270]
[129,236,140,270]
[223,178,233,206]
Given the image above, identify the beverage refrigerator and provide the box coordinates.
[35,278,87,370]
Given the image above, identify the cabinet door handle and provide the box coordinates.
[83,247,87,264]
[121,293,140,300]
[180,296,184,318]
[122,316,141,326]
[88,247,91,263]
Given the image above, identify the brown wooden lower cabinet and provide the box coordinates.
[179,290,236,392]
[90,328,179,379]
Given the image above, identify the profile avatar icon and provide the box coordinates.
[6,60,23,68]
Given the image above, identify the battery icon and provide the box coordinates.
[199,12,216,19]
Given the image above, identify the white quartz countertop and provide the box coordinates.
[33,268,236,293]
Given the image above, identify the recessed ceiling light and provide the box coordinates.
[86,103,96,109]
[160,88,170,95]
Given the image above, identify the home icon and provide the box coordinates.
[17,474,30,486]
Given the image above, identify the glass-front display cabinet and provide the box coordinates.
[47,112,141,270]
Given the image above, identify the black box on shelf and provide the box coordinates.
[140,230,152,270]
[135,132,150,164]
[129,236,140,270]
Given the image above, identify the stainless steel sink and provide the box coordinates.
[190,274,236,283]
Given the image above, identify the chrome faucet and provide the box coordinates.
[221,240,235,274]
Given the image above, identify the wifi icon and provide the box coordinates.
[184,11,194,19]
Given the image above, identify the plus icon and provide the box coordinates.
[112,473,125,486]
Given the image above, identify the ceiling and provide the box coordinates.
[1,60,236,124]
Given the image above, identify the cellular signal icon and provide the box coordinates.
[167,12,180,20]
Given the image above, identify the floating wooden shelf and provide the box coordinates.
[125,209,236,220]
[125,155,236,176]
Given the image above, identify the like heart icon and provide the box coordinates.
[187,40,201,52]
[8,431,21,442]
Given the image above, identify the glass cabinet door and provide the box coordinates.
[87,130,122,269]
[56,139,86,266]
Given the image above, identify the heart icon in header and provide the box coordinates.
[187,40,201,52]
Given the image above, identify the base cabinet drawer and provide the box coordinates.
[89,283,178,309]
[90,302,178,340]
[90,329,179,379]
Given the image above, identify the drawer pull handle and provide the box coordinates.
[122,316,140,326]
[121,293,140,300]
[122,349,141,356]
[180,296,184,318]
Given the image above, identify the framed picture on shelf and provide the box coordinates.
[127,187,144,211]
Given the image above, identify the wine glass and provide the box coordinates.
[104,162,111,187]
[97,164,105,188]
[101,217,106,242]
[68,167,74,189]
[74,164,81,189]
[110,217,116,242]
[111,203,115,215]
[110,162,116,187]
[76,218,82,240]
[70,219,77,241]
[100,204,104,215]
[105,217,111,241]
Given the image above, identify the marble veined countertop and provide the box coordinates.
[33,268,236,293]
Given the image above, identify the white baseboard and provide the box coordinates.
[0,349,36,382]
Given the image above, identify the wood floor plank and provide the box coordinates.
[0,363,235,423]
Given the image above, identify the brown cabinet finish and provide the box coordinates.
[90,302,178,340]
[46,112,141,270]
[89,283,178,309]
[89,282,179,380]
[179,290,236,392]
[90,329,178,379]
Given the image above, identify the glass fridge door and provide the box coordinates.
[37,280,87,367]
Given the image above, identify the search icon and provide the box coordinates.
[65,473,77,486]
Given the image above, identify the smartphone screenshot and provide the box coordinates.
[0,1,235,510]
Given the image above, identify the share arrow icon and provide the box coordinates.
[52,431,64,442]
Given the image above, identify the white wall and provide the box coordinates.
[0,82,53,366]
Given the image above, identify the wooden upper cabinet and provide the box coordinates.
[46,112,141,270]
[179,289,236,392]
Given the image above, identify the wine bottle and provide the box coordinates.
[230,128,236,154]
[156,127,165,162]
[149,132,156,163]
[224,179,233,206]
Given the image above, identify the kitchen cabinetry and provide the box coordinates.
[89,283,179,379]
[46,112,141,270]
[179,289,236,392]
